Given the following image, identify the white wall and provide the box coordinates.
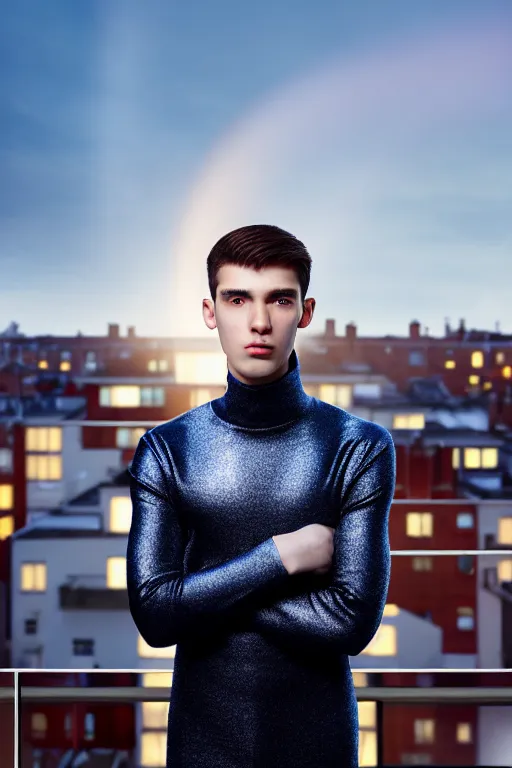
[478,706,512,765]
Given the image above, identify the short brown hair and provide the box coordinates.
[207,224,312,305]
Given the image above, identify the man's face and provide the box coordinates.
[203,263,315,385]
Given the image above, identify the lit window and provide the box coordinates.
[175,352,227,385]
[60,361,71,372]
[456,722,472,743]
[497,559,512,581]
[0,515,14,540]
[360,624,397,656]
[100,386,139,407]
[38,360,48,369]
[445,360,456,369]
[497,518,512,545]
[383,604,399,616]
[141,732,167,767]
[495,352,505,364]
[190,389,213,408]
[0,484,13,510]
[462,447,498,469]
[26,427,62,452]
[414,718,435,744]
[503,366,511,379]
[393,413,425,429]
[148,359,168,372]
[412,556,433,571]
[109,497,132,533]
[452,448,460,469]
[351,672,368,687]
[468,375,480,385]
[116,427,146,448]
[483,382,492,390]
[358,701,377,767]
[142,672,173,688]
[319,384,352,408]
[406,512,433,537]
[471,351,483,368]
[21,563,47,591]
[142,701,169,728]
[138,634,176,658]
[31,712,47,738]
[106,556,127,589]
[456,512,473,529]
[26,455,62,481]
[456,607,474,630]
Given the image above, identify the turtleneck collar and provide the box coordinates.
[210,348,312,429]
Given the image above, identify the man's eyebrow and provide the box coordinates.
[219,288,299,299]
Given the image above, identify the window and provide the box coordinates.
[456,607,474,630]
[141,732,167,767]
[116,427,146,448]
[456,722,472,743]
[72,639,94,656]
[84,712,95,741]
[21,563,47,592]
[383,604,399,616]
[26,427,62,481]
[31,713,47,739]
[453,447,498,470]
[358,701,376,767]
[60,361,71,372]
[0,515,14,540]
[148,359,169,372]
[190,389,213,408]
[142,701,169,728]
[406,512,433,537]
[138,634,176,659]
[496,352,505,364]
[109,496,132,533]
[457,555,475,575]
[107,556,127,589]
[38,360,48,369]
[497,518,512,546]
[360,624,397,656]
[503,366,512,379]
[0,484,13,510]
[24,618,38,635]
[142,672,174,688]
[401,755,432,765]
[409,351,425,366]
[175,352,227,385]
[85,351,97,371]
[471,351,483,368]
[414,718,435,744]
[0,448,12,472]
[497,559,512,581]
[100,386,165,407]
[456,512,474,529]
[444,360,456,369]
[319,384,352,408]
[468,375,480,385]
[393,413,425,429]
[412,556,433,571]
[353,383,381,400]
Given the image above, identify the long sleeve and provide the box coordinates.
[126,432,289,648]
[246,429,396,656]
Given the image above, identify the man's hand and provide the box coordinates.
[272,524,335,576]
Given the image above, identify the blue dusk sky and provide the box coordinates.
[1,0,511,339]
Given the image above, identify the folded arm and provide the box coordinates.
[126,432,289,648]
[245,429,396,656]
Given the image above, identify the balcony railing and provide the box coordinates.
[1,675,512,768]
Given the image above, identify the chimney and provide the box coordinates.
[345,322,357,342]
[325,319,336,339]
[444,317,451,337]
[127,326,136,340]
[409,320,421,339]
[108,323,120,339]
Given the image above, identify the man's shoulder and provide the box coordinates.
[145,402,211,445]
[313,399,393,448]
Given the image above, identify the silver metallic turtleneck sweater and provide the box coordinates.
[127,348,396,767]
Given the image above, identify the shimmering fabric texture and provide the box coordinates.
[127,349,396,767]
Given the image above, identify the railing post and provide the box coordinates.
[14,670,21,768]
[376,698,384,767]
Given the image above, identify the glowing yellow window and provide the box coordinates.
[496,352,505,364]
[452,448,460,469]
[142,701,169,728]
[26,455,62,481]
[190,389,213,408]
[141,732,167,767]
[109,497,132,533]
[498,518,512,546]
[456,722,472,743]
[175,352,227,385]
[31,712,47,738]
[445,360,456,369]
[21,563,47,591]
[60,361,71,371]
[471,351,483,368]
[142,672,173,688]
[414,718,435,744]
[503,366,511,379]
[463,448,481,469]
[393,413,425,429]
[106,556,127,589]
[498,560,512,581]
[0,484,13,510]
[26,427,62,452]
[0,515,14,540]
[360,624,397,656]
[38,360,48,369]
[468,375,480,385]
[406,512,433,537]
[138,635,176,658]
[481,448,498,468]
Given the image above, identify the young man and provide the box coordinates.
[126,224,396,768]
